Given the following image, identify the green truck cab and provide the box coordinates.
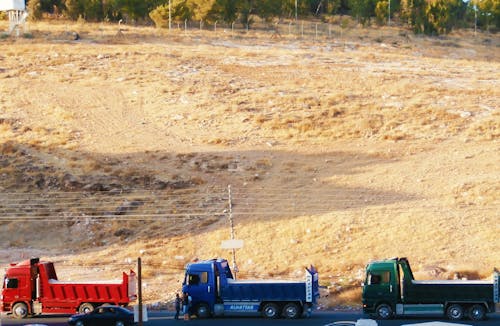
[362,257,499,321]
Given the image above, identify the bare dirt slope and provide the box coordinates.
[0,21,499,307]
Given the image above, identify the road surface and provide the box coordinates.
[1,311,499,326]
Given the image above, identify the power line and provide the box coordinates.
[0,186,497,223]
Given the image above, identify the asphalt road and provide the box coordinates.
[2,311,500,326]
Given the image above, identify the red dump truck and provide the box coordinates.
[1,257,137,319]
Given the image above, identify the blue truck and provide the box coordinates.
[181,258,319,319]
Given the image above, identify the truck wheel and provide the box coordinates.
[12,302,28,319]
[262,303,279,319]
[375,303,393,319]
[115,321,124,326]
[282,303,301,319]
[75,321,85,326]
[468,304,486,321]
[447,304,464,320]
[78,303,94,314]
[195,303,210,318]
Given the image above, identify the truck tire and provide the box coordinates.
[282,302,301,319]
[12,302,29,319]
[78,302,94,314]
[75,321,85,326]
[446,304,464,320]
[115,321,124,326]
[375,303,393,319]
[468,304,486,321]
[195,303,210,318]
[262,303,279,319]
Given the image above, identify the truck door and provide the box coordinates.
[184,269,214,310]
[2,276,19,302]
[3,274,30,302]
[365,268,398,308]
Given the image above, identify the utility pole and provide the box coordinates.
[227,185,237,279]
[221,186,243,280]
[138,257,143,326]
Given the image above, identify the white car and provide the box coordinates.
[401,322,473,326]
[325,319,378,326]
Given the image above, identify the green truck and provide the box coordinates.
[362,257,499,321]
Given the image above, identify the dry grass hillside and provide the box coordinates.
[0,20,499,309]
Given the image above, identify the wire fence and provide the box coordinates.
[139,19,493,52]
[158,18,410,44]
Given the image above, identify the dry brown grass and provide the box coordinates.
[323,286,363,309]
[0,20,498,307]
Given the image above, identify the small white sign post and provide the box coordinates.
[133,305,148,323]
[221,239,244,249]
[221,239,244,279]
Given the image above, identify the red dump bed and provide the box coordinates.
[1,258,136,318]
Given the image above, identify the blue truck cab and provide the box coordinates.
[182,258,319,319]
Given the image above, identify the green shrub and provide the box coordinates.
[27,0,43,21]
[149,4,169,28]
[375,0,389,25]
